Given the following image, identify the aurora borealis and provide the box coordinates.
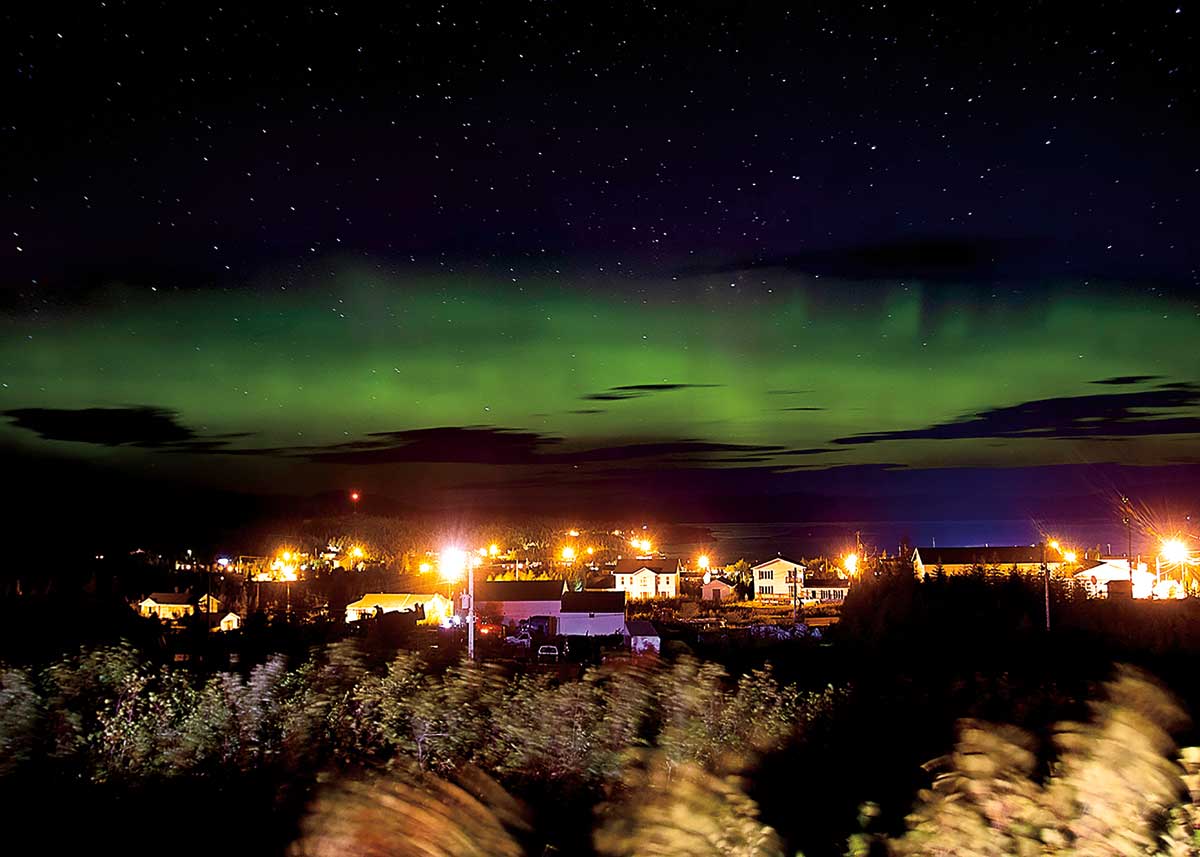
[2,3,1197,541]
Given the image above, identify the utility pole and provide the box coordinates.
[1041,541,1050,632]
[1122,496,1133,589]
[467,557,476,660]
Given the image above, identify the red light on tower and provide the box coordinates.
[350,490,360,515]
[350,491,360,502]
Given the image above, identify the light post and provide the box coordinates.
[350,490,360,516]
[1041,541,1050,632]
[440,547,473,658]
[1122,496,1133,584]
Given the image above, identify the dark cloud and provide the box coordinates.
[833,384,1200,446]
[682,236,1036,281]
[279,425,794,469]
[1090,375,1163,386]
[5,406,202,448]
[581,383,722,401]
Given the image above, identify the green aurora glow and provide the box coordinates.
[2,266,1197,493]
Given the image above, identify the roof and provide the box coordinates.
[562,590,626,614]
[703,578,734,588]
[624,620,659,637]
[144,592,192,605]
[751,556,805,570]
[913,546,1046,566]
[475,579,566,602]
[803,576,850,588]
[613,558,679,575]
[346,593,442,612]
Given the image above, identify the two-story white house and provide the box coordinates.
[751,556,805,605]
[611,558,679,599]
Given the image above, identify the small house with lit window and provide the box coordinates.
[138,592,195,621]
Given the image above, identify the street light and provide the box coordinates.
[1161,538,1188,565]
[561,546,576,562]
[697,554,710,571]
[843,553,858,576]
[440,546,475,658]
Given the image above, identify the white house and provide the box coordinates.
[801,576,850,603]
[197,593,222,614]
[344,592,452,625]
[217,612,242,632]
[559,590,627,636]
[474,580,567,626]
[750,557,805,604]
[138,592,194,621]
[612,558,679,599]
[701,578,734,602]
[1074,558,1153,598]
[624,620,661,655]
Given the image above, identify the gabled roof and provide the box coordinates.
[751,556,805,570]
[562,590,626,614]
[475,579,566,602]
[913,546,1046,566]
[346,593,442,612]
[144,592,192,605]
[703,578,734,588]
[624,619,659,637]
[613,558,680,576]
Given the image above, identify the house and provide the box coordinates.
[138,592,195,621]
[474,579,567,626]
[912,546,1062,578]
[344,592,452,625]
[801,576,850,603]
[701,578,735,602]
[624,620,661,655]
[1074,557,1153,598]
[750,557,805,604]
[612,558,679,599]
[197,593,222,614]
[559,590,627,636]
[217,612,242,632]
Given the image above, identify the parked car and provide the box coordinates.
[506,631,532,647]
[536,645,559,663]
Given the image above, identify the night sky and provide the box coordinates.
[2,3,1198,543]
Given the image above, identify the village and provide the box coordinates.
[124,523,1197,666]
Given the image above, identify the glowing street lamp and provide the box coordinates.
[440,547,466,582]
[350,490,360,515]
[561,546,576,562]
[843,552,859,576]
[418,561,432,574]
[488,544,499,557]
[1161,538,1189,566]
[697,554,710,571]
[1063,550,1077,564]
[351,546,364,559]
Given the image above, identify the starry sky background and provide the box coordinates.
[2,2,1198,545]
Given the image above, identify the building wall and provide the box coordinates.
[477,600,562,625]
[752,559,803,603]
[914,559,1059,578]
[629,634,660,655]
[142,603,194,620]
[614,570,678,599]
[702,581,733,601]
[559,612,626,636]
